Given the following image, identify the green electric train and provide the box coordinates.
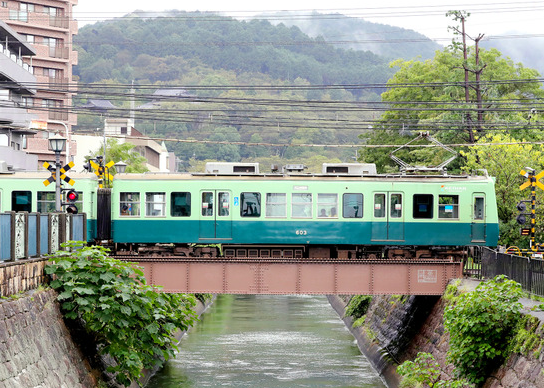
[109,163,499,260]
[0,163,499,260]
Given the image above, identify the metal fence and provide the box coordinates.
[468,246,544,297]
[0,212,87,261]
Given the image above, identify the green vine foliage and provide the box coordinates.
[345,295,372,319]
[45,242,198,387]
[443,275,524,385]
[397,352,474,388]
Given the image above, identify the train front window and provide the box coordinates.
[241,192,261,217]
[171,192,191,217]
[266,193,286,217]
[343,193,363,218]
[12,191,31,212]
[438,195,459,219]
[146,192,166,217]
[413,194,433,219]
[120,192,140,217]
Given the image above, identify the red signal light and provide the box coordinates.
[66,189,79,202]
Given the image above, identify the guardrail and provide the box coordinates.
[468,246,544,297]
[0,212,87,261]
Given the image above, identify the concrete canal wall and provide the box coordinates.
[329,279,544,388]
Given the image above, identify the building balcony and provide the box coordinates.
[6,10,70,31]
[0,101,36,128]
[48,110,68,121]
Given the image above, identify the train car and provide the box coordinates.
[110,163,499,260]
[0,171,99,241]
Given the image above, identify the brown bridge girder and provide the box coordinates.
[116,256,463,295]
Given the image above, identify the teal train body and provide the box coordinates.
[0,165,500,259]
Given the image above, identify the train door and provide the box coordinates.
[199,190,232,240]
[371,192,404,241]
[471,193,486,242]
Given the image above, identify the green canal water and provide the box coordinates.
[147,295,387,388]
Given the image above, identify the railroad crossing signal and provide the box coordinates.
[519,169,544,191]
[516,168,544,249]
[42,161,75,187]
[89,159,114,187]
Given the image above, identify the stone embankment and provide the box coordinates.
[329,279,544,388]
[0,288,95,387]
[0,285,211,388]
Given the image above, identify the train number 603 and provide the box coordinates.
[295,230,307,235]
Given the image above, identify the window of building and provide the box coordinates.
[120,192,140,216]
[317,193,338,218]
[22,97,33,107]
[21,34,35,43]
[438,195,459,219]
[145,192,165,217]
[241,192,261,217]
[120,126,127,134]
[42,6,59,16]
[171,192,191,217]
[374,193,386,218]
[12,191,31,212]
[292,193,312,218]
[413,194,433,219]
[266,193,286,217]
[343,193,363,218]
[0,89,9,101]
[1,2,8,8]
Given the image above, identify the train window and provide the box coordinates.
[438,195,459,219]
[12,191,31,212]
[218,192,230,216]
[37,191,83,213]
[120,192,140,217]
[474,197,484,220]
[266,193,286,217]
[318,193,338,218]
[201,192,214,216]
[145,193,166,217]
[374,194,386,218]
[413,194,433,219]
[241,192,261,217]
[292,193,312,218]
[171,192,191,217]
[37,192,56,213]
[390,194,402,218]
[343,193,363,218]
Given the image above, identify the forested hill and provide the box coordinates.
[75,11,393,87]
[265,11,442,60]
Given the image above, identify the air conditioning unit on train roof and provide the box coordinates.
[322,163,377,175]
[204,162,259,175]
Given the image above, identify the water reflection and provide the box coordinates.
[148,295,386,388]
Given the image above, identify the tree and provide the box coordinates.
[86,138,149,174]
[461,132,544,246]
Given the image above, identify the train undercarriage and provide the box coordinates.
[110,242,466,262]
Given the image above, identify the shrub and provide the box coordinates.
[46,242,197,387]
[443,275,523,385]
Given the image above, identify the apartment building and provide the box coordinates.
[0,0,78,166]
[0,20,39,171]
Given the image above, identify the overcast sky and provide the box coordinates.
[74,0,544,39]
